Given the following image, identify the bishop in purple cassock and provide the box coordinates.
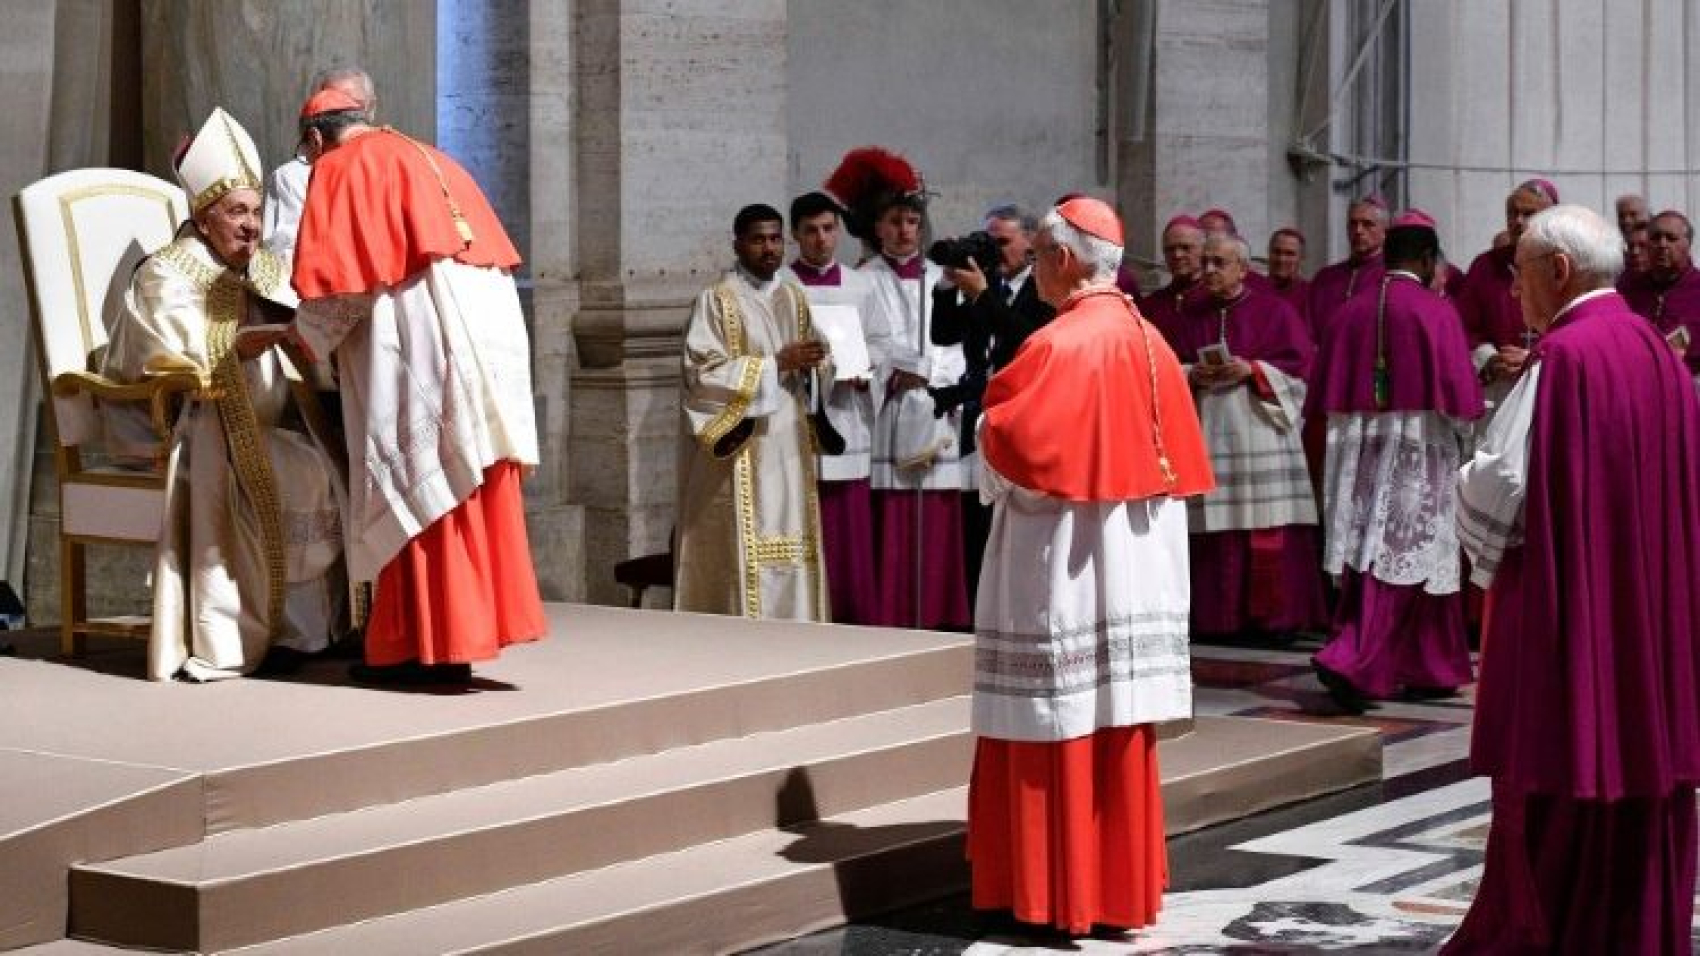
[1457,179,1558,399]
[1447,205,1700,955]
[1618,209,1700,384]
[1265,226,1311,326]
[1138,215,1207,332]
[1305,213,1483,712]
[1308,197,1388,343]
[1165,234,1327,640]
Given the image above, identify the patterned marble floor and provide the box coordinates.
[748,635,1700,955]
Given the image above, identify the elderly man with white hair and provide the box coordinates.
[264,65,377,260]
[1446,204,1700,955]
[969,196,1213,936]
[1165,233,1327,645]
[101,108,348,680]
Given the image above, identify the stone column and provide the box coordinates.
[521,0,587,601]
[1116,0,1270,279]
[568,0,788,606]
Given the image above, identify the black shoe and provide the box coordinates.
[322,632,365,660]
[254,645,309,676]
[422,662,473,683]
[349,660,473,686]
[1311,658,1368,715]
[1402,684,1461,701]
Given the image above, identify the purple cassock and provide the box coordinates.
[1436,261,1465,301]
[1268,275,1311,328]
[1618,265,1700,377]
[789,259,881,625]
[1458,245,1535,351]
[1165,287,1329,637]
[1308,250,1385,343]
[1115,264,1142,298]
[1304,273,1484,698]
[1137,277,1205,339]
[874,491,969,629]
[1445,292,1700,954]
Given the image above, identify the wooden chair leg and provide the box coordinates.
[60,536,85,657]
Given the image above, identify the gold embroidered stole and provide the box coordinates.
[154,241,289,637]
[703,278,824,619]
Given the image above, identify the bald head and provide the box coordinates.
[1616,193,1649,236]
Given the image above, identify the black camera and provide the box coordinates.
[926,230,1005,272]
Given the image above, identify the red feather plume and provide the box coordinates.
[823,147,921,210]
[822,147,924,242]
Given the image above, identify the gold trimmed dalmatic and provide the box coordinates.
[674,268,830,621]
[102,232,347,681]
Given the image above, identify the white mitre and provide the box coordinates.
[176,107,263,215]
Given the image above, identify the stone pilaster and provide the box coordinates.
[567,0,788,605]
[1117,0,1270,278]
[522,0,587,601]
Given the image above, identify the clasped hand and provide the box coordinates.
[777,338,828,373]
[1192,359,1255,388]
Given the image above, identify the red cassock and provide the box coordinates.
[293,130,545,667]
[970,289,1211,933]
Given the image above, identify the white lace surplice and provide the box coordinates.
[972,463,1193,743]
[1320,411,1472,595]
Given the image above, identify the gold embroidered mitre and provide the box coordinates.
[176,107,263,215]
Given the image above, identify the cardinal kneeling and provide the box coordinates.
[968,197,1214,935]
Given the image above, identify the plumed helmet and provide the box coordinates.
[823,146,925,243]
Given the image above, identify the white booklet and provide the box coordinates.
[1197,342,1234,366]
[809,304,872,381]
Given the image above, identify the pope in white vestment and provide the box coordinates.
[102,108,346,681]
[676,205,831,620]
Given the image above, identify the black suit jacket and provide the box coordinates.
[928,271,1055,453]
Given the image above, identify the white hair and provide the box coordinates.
[1038,209,1123,283]
[1522,204,1624,287]
[311,66,377,118]
[1204,233,1250,266]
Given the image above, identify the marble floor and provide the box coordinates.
[747,634,1700,955]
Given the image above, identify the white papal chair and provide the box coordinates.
[14,169,201,655]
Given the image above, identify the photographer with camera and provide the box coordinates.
[929,204,1055,602]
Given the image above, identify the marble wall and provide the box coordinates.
[1118,0,1273,280]
[5,1,148,621]
[1407,0,1700,266]
[139,1,435,180]
[786,1,1102,242]
[568,0,790,605]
